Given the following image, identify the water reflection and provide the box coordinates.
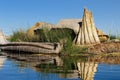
[77,61,98,80]
[0,56,6,69]
[34,56,98,80]
[1,52,120,80]
[0,52,99,80]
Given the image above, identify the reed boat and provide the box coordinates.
[0,42,62,54]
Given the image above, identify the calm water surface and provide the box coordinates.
[0,52,120,80]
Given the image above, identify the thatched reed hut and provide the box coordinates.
[56,19,82,34]
[74,8,101,45]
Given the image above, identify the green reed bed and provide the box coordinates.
[9,27,88,55]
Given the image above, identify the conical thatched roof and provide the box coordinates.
[75,8,100,45]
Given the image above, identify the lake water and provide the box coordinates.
[0,52,120,80]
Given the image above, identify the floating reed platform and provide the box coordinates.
[0,42,62,54]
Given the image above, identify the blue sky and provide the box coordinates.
[0,0,120,35]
